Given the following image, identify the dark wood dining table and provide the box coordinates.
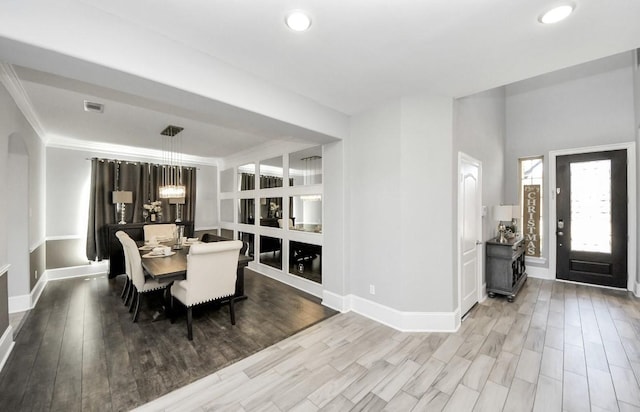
[139,241,252,300]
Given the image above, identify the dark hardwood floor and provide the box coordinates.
[0,269,337,411]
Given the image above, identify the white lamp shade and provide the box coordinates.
[112,191,133,204]
[169,197,186,204]
[493,205,512,222]
[511,205,521,220]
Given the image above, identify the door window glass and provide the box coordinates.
[570,160,611,253]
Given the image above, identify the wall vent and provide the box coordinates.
[83,100,104,113]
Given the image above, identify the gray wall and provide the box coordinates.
[0,271,7,335]
[504,52,636,267]
[348,94,455,312]
[453,87,507,285]
[29,243,45,290]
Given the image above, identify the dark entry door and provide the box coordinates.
[556,150,627,288]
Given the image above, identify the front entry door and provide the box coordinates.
[556,150,627,287]
[460,154,481,316]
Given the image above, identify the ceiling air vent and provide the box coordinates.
[161,125,184,136]
[83,100,104,113]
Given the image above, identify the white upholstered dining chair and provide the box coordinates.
[117,231,168,322]
[170,240,243,340]
[143,223,177,242]
[115,231,134,306]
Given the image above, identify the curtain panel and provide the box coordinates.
[86,158,197,261]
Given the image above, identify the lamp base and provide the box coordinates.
[118,203,127,225]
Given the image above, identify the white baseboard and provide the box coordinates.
[9,273,47,314]
[0,325,15,372]
[322,291,459,332]
[46,261,108,281]
[632,280,640,297]
[322,290,350,313]
[8,261,109,313]
[526,265,553,280]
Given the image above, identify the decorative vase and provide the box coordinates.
[151,213,156,222]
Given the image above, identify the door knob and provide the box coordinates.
[475,241,482,245]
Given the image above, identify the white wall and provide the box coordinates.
[504,52,636,267]
[453,87,506,284]
[348,94,456,313]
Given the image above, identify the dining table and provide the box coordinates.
[138,240,252,320]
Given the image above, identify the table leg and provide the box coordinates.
[152,284,173,322]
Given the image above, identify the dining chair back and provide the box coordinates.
[115,230,133,304]
[117,230,167,322]
[170,240,242,339]
[143,223,177,242]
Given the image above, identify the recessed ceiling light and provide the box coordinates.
[285,10,312,31]
[539,4,575,24]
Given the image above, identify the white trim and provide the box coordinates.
[457,152,483,322]
[0,63,46,139]
[634,280,640,297]
[548,142,636,292]
[350,295,459,332]
[321,291,460,332]
[321,289,350,312]
[8,295,31,314]
[525,256,547,265]
[0,264,9,277]
[9,270,47,313]
[0,326,15,372]
[46,235,83,241]
[46,261,109,281]
[526,265,553,280]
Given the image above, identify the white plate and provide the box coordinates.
[142,251,176,258]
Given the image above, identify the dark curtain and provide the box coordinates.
[260,175,283,189]
[240,173,255,190]
[86,158,197,261]
[86,159,116,261]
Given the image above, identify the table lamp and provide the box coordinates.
[493,205,513,243]
[169,197,186,222]
[112,191,133,224]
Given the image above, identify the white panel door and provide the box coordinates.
[460,155,482,316]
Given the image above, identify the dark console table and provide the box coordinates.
[106,221,194,278]
[486,236,527,302]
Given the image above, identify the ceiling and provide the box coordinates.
[0,0,639,159]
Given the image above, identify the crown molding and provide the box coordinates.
[0,63,47,139]
[46,134,220,167]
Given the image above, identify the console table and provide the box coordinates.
[486,236,526,302]
[106,221,194,278]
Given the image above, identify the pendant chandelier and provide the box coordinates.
[301,155,322,201]
[159,125,186,199]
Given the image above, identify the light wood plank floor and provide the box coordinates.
[135,278,640,412]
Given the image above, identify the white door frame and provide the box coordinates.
[548,142,636,293]
[457,152,483,320]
